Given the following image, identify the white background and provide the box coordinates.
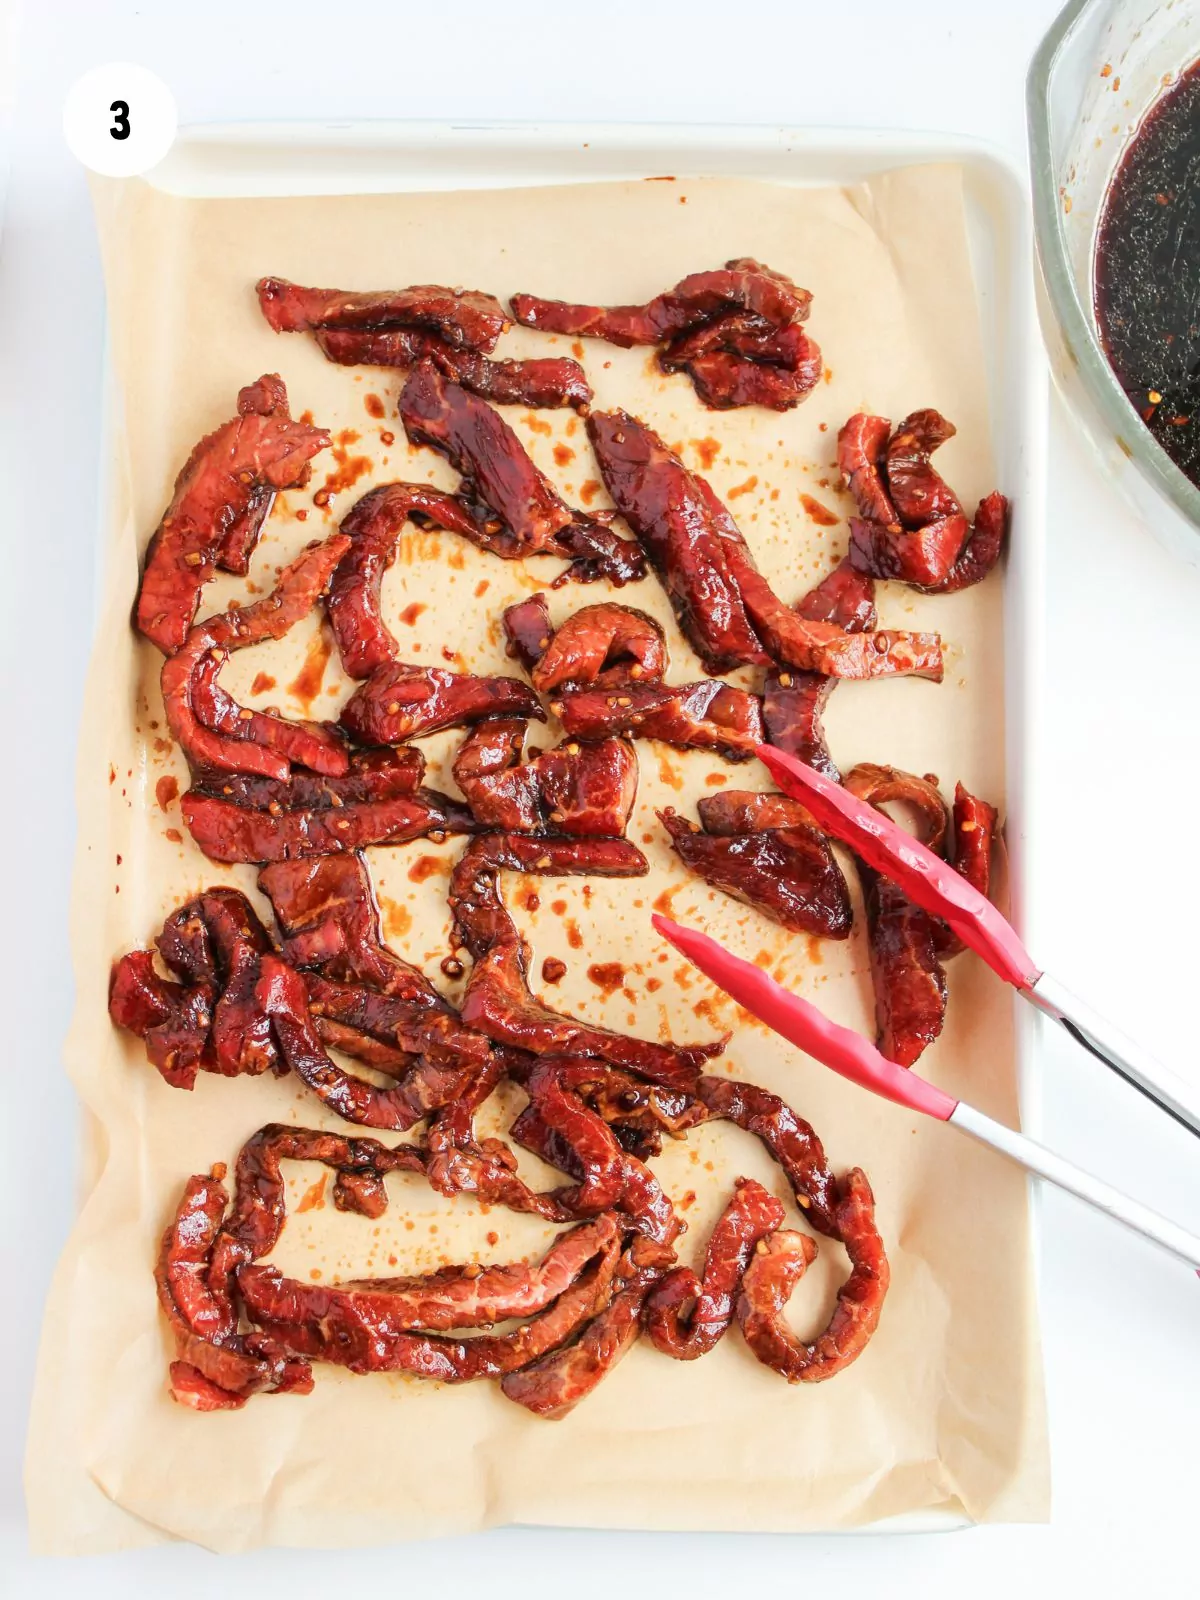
[1,1,1197,1594]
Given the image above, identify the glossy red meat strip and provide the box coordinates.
[188,746,426,810]
[161,535,351,782]
[314,326,592,409]
[695,1075,839,1235]
[658,314,823,411]
[453,720,639,836]
[658,805,852,939]
[303,973,493,1070]
[736,1169,889,1382]
[557,681,764,762]
[136,374,330,655]
[259,851,426,992]
[181,785,474,865]
[256,277,509,351]
[502,592,554,672]
[328,482,502,678]
[588,409,942,678]
[840,409,1008,593]
[644,1178,785,1359]
[399,361,644,585]
[108,949,215,1090]
[530,603,668,692]
[339,660,544,746]
[762,559,877,782]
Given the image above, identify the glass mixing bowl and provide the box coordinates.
[1028,0,1200,562]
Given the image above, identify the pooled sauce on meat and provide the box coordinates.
[1095,59,1200,487]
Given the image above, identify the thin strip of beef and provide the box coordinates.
[108,950,214,1090]
[189,747,427,810]
[450,834,723,1090]
[695,1075,839,1235]
[502,592,554,671]
[159,889,279,1078]
[556,680,764,762]
[161,535,351,782]
[314,327,592,409]
[762,559,877,782]
[923,490,1008,595]
[239,1215,618,1340]
[182,786,474,865]
[658,808,852,938]
[736,1168,889,1382]
[328,482,503,678]
[934,783,998,959]
[510,259,810,347]
[257,955,475,1130]
[884,409,963,524]
[530,603,668,693]
[256,277,509,352]
[694,790,817,834]
[644,1178,785,1359]
[847,513,971,589]
[248,1236,623,1381]
[259,851,420,992]
[303,973,493,1069]
[453,720,639,836]
[659,316,823,411]
[189,654,349,775]
[837,413,896,525]
[136,374,330,655]
[400,361,643,586]
[499,1236,670,1418]
[339,660,544,746]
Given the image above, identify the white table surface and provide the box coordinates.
[1,0,1197,1593]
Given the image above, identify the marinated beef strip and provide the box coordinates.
[256,277,509,352]
[588,409,942,679]
[315,326,592,410]
[644,1178,785,1359]
[843,763,998,1067]
[449,833,724,1089]
[161,535,351,783]
[557,680,764,761]
[762,559,877,782]
[736,1169,889,1383]
[695,1074,840,1234]
[399,361,644,586]
[109,950,215,1089]
[502,592,554,672]
[529,603,669,693]
[339,660,544,746]
[839,409,1008,593]
[182,785,473,865]
[511,258,821,412]
[328,483,503,678]
[658,802,852,939]
[136,375,330,655]
[453,719,638,836]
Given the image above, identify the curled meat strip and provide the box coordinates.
[314,326,592,410]
[400,361,644,586]
[736,1169,889,1383]
[695,1074,839,1235]
[328,483,502,678]
[339,660,544,746]
[136,374,330,655]
[505,596,765,762]
[453,719,638,836]
[161,535,351,783]
[588,410,943,680]
[450,833,724,1090]
[109,949,214,1090]
[839,409,1008,593]
[182,746,475,865]
[511,259,821,412]
[259,850,425,992]
[762,559,877,782]
[644,1178,784,1360]
[256,277,509,352]
[844,763,998,1067]
[658,801,852,939]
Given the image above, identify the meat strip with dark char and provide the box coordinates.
[843,763,998,1067]
[327,482,505,679]
[450,833,725,1090]
[256,277,509,351]
[587,409,943,679]
[136,374,330,655]
[839,409,1008,592]
[161,535,351,783]
[314,326,592,409]
[762,559,877,782]
[644,1178,785,1359]
[658,801,852,939]
[511,259,821,413]
[453,719,639,836]
[399,361,644,586]
[736,1169,889,1382]
[339,660,544,747]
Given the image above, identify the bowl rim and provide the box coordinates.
[1027,0,1200,533]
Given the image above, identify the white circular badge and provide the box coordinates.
[63,63,178,177]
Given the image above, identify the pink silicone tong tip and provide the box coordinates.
[754,744,1040,992]
[652,913,957,1121]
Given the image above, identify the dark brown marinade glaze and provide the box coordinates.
[453,720,639,837]
[136,375,330,655]
[587,409,943,679]
[1095,61,1200,488]
[399,361,644,586]
[315,326,592,410]
[256,277,509,351]
[339,661,544,746]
